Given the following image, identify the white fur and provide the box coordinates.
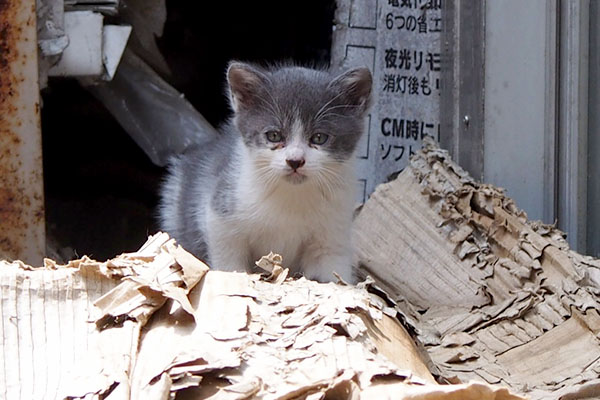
[204,120,357,283]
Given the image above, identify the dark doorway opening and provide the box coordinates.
[42,1,336,261]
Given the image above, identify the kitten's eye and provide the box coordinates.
[265,130,283,143]
[310,133,329,145]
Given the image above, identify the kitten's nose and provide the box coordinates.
[286,158,305,171]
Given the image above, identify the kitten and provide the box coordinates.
[159,62,372,283]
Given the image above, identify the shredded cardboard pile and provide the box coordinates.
[1,233,522,399]
[2,138,599,399]
[354,137,600,399]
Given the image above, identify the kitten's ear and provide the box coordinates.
[328,67,373,114]
[227,62,268,112]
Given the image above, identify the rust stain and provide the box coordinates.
[0,0,44,261]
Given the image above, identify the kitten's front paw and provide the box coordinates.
[209,255,251,273]
[304,263,356,284]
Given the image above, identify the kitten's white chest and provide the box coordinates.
[248,226,307,269]
[240,187,321,264]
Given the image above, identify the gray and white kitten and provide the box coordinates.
[159,62,372,283]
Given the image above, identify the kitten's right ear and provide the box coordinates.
[328,67,373,115]
[227,62,267,112]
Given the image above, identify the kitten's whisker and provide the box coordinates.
[321,104,360,112]
[314,166,342,199]
[263,89,284,117]
[256,98,280,120]
[316,103,361,122]
[314,173,331,200]
[251,92,283,121]
[255,168,278,188]
[315,91,346,121]
[316,167,348,197]
[317,113,358,122]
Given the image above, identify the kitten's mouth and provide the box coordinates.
[284,171,307,184]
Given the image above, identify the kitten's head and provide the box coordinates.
[226,62,372,188]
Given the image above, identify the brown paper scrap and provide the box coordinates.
[93,233,209,328]
[255,251,289,283]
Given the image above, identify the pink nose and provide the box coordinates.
[286,159,305,170]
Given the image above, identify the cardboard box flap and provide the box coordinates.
[354,137,600,399]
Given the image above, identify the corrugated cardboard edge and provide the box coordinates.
[354,137,600,399]
[0,233,210,399]
[0,231,525,399]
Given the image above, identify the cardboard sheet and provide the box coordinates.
[354,137,600,399]
[1,233,209,399]
[0,231,524,399]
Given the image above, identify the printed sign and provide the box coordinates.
[331,0,442,202]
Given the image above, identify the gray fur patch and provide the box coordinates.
[231,65,372,159]
[211,174,236,216]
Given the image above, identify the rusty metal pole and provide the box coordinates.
[0,0,45,265]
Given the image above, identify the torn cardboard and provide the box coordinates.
[1,233,209,399]
[0,232,524,399]
[354,137,600,399]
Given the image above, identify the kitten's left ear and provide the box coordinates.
[329,67,373,114]
[227,62,268,112]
